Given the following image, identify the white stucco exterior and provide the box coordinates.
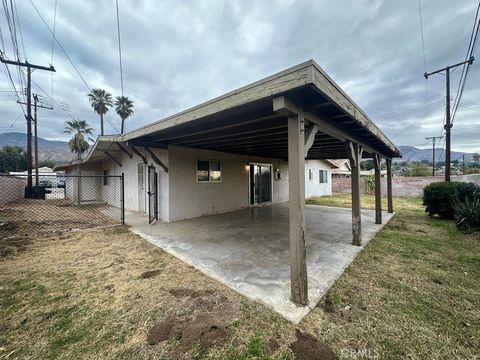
[62,146,334,223]
[304,160,333,197]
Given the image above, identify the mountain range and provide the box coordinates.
[0,132,73,162]
[397,145,476,163]
[0,132,476,163]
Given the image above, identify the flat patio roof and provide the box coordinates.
[124,60,400,160]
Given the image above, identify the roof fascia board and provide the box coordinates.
[124,60,314,140]
[310,61,400,156]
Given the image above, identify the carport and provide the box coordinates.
[121,59,401,311]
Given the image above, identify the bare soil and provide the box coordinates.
[290,330,338,360]
[0,199,120,253]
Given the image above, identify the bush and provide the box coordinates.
[364,175,375,195]
[453,194,480,232]
[423,181,479,219]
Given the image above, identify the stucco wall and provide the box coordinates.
[96,148,170,221]
[168,146,288,222]
[0,176,26,205]
[304,160,332,197]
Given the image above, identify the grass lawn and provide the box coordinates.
[1,195,479,359]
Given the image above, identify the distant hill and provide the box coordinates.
[0,132,74,162]
[397,145,475,163]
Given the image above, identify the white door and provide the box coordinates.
[138,163,146,212]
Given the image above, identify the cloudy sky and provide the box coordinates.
[1,0,479,154]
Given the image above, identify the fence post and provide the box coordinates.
[121,173,125,225]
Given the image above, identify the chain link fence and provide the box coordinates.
[0,173,124,242]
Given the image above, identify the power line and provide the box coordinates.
[28,0,120,134]
[28,0,91,92]
[115,0,124,96]
[418,0,427,73]
[50,0,57,100]
[451,1,480,124]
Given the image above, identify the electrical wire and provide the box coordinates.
[115,0,124,96]
[28,0,120,134]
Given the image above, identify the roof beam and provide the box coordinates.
[129,145,147,163]
[144,147,168,173]
[176,127,287,146]
[105,151,122,167]
[115,142,132,158]
[273,96,377,155]
[127,140,168,149]
[152,114,282,142]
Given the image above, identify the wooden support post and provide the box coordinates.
[76,164,81,205]
[288,114,308,306]
[386,158,393,213]
[373,154,382,224]
[347,141,363,246]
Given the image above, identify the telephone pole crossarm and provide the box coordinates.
[423,56,475,181]
[0,53,56,196]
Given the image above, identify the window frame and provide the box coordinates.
[319,169,328,184]
[196,159,222,183]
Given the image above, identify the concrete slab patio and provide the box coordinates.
[128,204,394,323]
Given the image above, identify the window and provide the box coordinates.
[197,160,221,182]
[319,170,328,184]
[308,169,313,180]
[103,169,110,186]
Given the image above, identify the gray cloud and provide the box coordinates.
[1,0,479,153]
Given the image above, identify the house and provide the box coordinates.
[10,167,62,187]
[55,60,401,313]
[304,159,337,197]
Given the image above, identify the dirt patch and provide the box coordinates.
[0,199,119,240]
[147,319,182,345]
[290,330,338,360]
[0,235,32,257]
[169,288,215,298]
[147,313,228,353]
[267,337,280,353]
[139,269,162,279]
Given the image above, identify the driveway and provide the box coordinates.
[128,203,394,323]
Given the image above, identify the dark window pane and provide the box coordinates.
[197,160,209,181]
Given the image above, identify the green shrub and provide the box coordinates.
[364,175,375,195]
[453,194,480,232]
[423,182,479,219]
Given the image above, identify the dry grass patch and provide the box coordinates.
[0,226,296,359]
[1,195,478,359]
[303,195,480,359]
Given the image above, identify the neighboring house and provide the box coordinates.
[9,167,62,187]
[55,60,401,224]
[304,159,336,197]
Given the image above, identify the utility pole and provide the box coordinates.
[0,53,55,196]
[424,56,474,182]
[425,135,443,176]
[462,154,465,175]
[18,94,53,192]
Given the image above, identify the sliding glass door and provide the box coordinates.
[249,164,272,205]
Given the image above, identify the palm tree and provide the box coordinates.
[87,88,113,135]
[114,96,134,134]
[64,120,94,160]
